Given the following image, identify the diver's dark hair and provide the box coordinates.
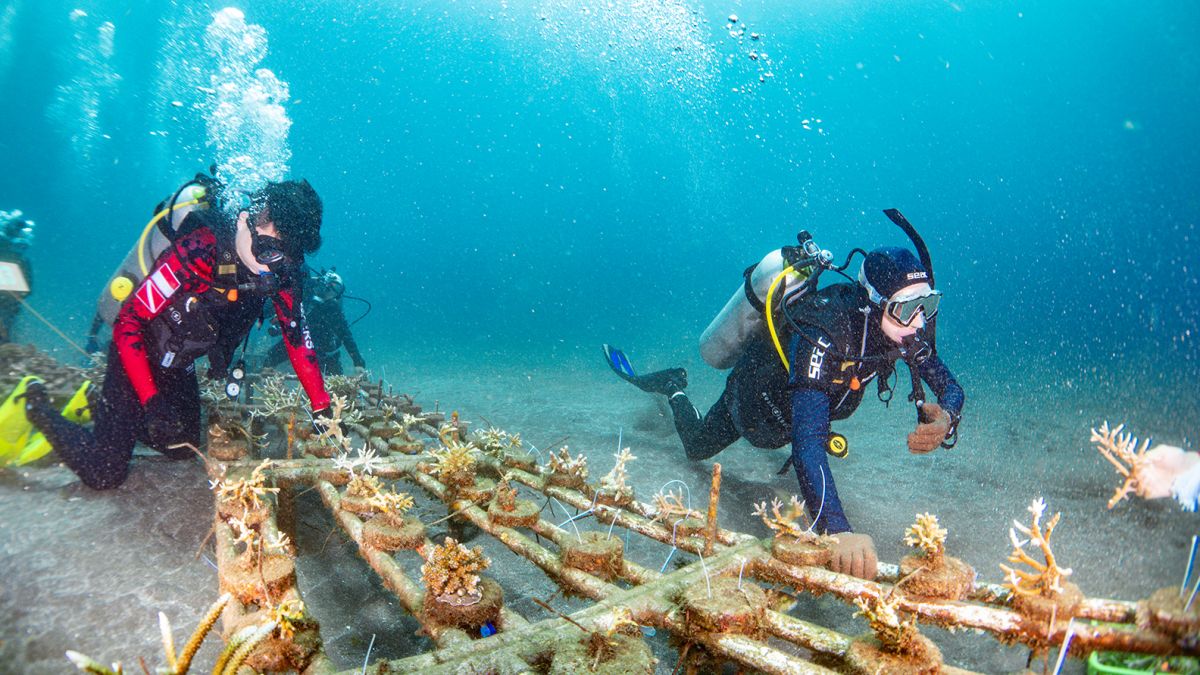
[255,179,323,255]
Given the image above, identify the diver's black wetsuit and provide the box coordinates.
[666,283,965,534]
[26,342,204,489]
[263,294,364,375]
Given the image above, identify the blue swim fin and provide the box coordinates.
[603,344,638,381]
[601,345,687,395]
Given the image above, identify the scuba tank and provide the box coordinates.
[94,175,218,326]
[699,233,826,370]
[85,170,233,354]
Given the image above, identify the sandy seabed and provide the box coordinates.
[1,345,1196,674]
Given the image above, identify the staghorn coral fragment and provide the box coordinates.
[752,495,815,541]
[898,512,974,601]
[600,447,636,494]
[547,446,589,482]
[214,621,278,675]
[999,497,1073,598]
[346,473,384,499]
[853,591,921,655]
[1090,421,1153,508]
[368,487,415,515]
[494,475,518,511]
[250,373,308,422]
[473,426,514,458]
[651,488,701,524]
[429,438,479,488]
[212,459,279,521]
[314,393,360,453]
[332,445,382,477]
[67,593,233,675]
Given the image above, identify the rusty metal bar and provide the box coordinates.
[704,462,722,557]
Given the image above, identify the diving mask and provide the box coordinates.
[884,288,941,327]
[252,235,292,271]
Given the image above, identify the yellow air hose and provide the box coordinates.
[765,265,796,372]
[136,196,206,275]
[765,264,815,372]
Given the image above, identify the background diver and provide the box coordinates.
[605,213,965,581]
[0,209,36,343]
[262,267,368,376]
[17,176,334,489]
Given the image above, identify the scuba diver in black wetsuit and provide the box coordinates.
[262,268,366,376]
[604,211,965,581]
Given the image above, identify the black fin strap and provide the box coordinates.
[776,456,793,476]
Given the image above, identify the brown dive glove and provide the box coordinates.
[829,532,878,580]
[908,402,951,454]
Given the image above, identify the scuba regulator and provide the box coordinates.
[236,235,294,297]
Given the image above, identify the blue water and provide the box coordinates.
[3,1,1197,382]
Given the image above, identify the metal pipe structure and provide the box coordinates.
[179,372,1195,673]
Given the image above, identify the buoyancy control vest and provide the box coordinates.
[699,231,831,370]
[86,170,243,351]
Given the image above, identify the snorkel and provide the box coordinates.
[879,210,959,446]
[883,209,938,349]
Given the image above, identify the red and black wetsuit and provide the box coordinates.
[28,210,329,489]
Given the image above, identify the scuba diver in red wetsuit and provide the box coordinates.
[21,177,332,489]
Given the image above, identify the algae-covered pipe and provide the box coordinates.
[500,463,753,552]
[877,562,1140,624]
[353,539,773,675]
[756,557,1180,655]
[314,480,436,636]
[704,462,722,557]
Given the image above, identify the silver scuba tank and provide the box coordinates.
[699,249,806,370]
[94,183,209,325]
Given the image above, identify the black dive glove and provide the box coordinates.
[145,395,191,451]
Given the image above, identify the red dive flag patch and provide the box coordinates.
[135,261,182,314]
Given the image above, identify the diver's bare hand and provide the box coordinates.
[829,532,878,580]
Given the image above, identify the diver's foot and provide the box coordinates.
[602,345,686,395]
[21,380,54,426]
[633,368,687,396]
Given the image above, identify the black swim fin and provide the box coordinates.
[602,344,687,395]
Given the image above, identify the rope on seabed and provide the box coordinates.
[10,291,91,358]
